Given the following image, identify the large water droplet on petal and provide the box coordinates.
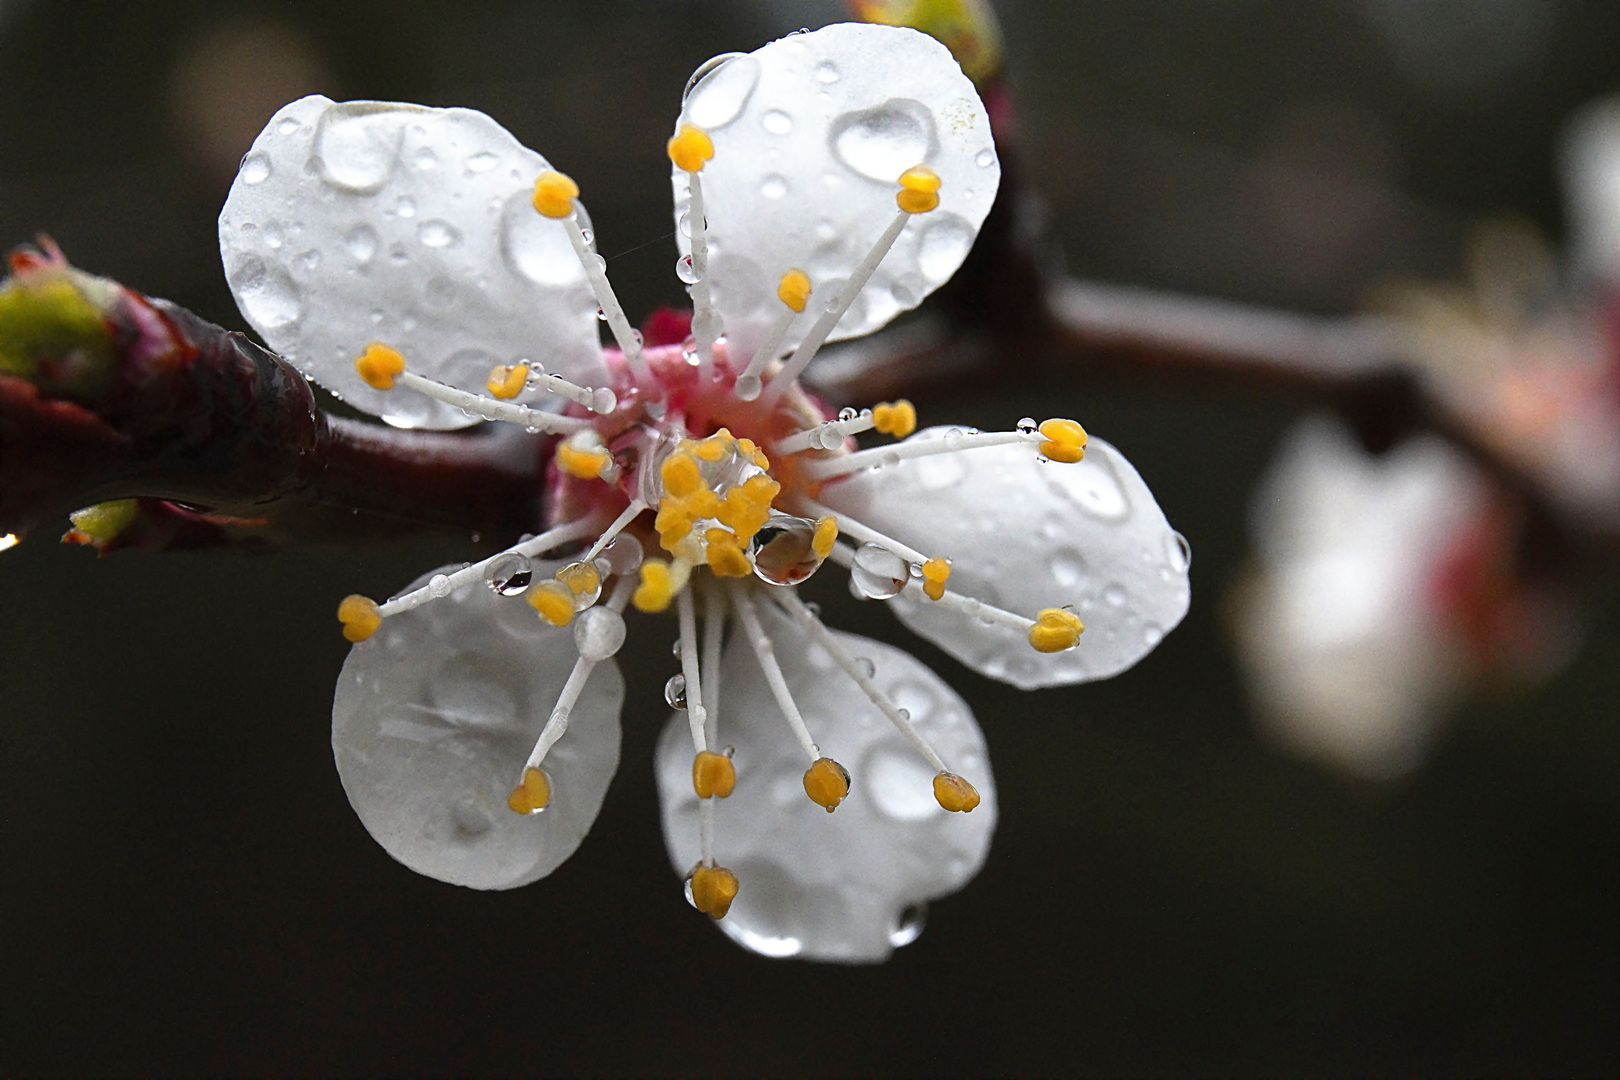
[850,543,909,600]
[683,53,760,129]
[232,256,303,330]
[916,214,975,282]
[830,99,935,182]
[500,191,585,286]
[313,102,406,193]
[239,152,272,185]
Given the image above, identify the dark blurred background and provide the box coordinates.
[3,2,1616,1075]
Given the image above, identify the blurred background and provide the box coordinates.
[2,1,1616,1075]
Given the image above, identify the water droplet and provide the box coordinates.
[1050,548,1087,587]
[813,60,840,84]
[557,561,603,610]
[264,222,284,249]
[830,100,935,182]
[750,513,828,586]
[345,225,377,263]
[573,606,626,661]
[417,220,460,248]
[664,674,688,710]
[484,552,534,596]
[855,656,876,679]
[851,542,909,600]
[579,227,594,247]
[975,148,996,168]
[943,427,965,449]
[276,117,301,136]
[598,535,642,576]
[917,214,975,282]
[1016,417,1038,435]
[590,387,617,414]
[231,257,302,330]
[894,906,933,945]
[465,151,500,174]
[451,795,493,835]
[500,191,586,286]
[683,53,760,129]
[1142,623,1164,647]
[1166,531,1192,574]
[734,373,762,401]
[429,573,454,598]
[369,309,384,324]
[313,102,404,192]
[239,152,272,185]
[1050,451,1130,520]
[595,306,608,321]
[675,254,700,284]
[297,249,321,272]
[394,196,417,219]
[412,146,439,171]
[760,174,788,199]
[761,109,794,135]
[1103,583,1127,608]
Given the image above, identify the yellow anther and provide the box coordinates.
[777,268,812,313]
[705,528,752,578]
[1028,607,1085,653]
[556,560,601,598]
[689,864,740,919]
[507,766,552,815]
[527,580,576,626]
[921,557,952,601]
[692,751,737,799]
[354,342,406,390]
[872,399,917,438]
[485,363,528,400]
[896,165,942,214]
[660,452,702,497]
[531,170,579,219]
[667,123,716,173]
[737,437,768,468]
[1037,417,1088,464]
[68,499,138,543]
[803,756,851,813]
[716,475,780,540]
[693,431,732,462]
[933,771,982,813]
[812,516,839,559]
[633,558,677,613]
[337,594,382,643]
[555,441,611,481]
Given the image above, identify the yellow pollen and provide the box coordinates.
[1037,418,1088,463]
[67,499,138,543]
[921,557,951,601]
[689,865,740,919]
[694,432,731,462]
[704,528,752,577]
[667,123,715,173]
[933,771,982,813]
[660,451,702,497]
[872,399,917,438]
[716,474,780,540]
[485,363,528,400]
[555,441,611,481]
[1028,607,1085,653]
[803,757,851,812]
[777,268,812,313]
[531,170,579,219]
[896,165,942,214]
[354,343,405,390]
[633,558,677,613]
[692,751,737,799]
[812,516,839,559]
[507,767,551,815]
[337,594,382,643]
[556,560,601,598]
[527,580,576,626]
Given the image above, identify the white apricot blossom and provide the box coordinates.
[219,22,1190,961]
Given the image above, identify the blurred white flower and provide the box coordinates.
[218,22,1189,960]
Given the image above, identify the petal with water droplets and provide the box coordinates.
[333,565,623,889]
[221,96,605,429]
[820,429,1191,689]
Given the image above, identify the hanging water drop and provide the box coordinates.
[484,552,534,596]
[601,534,644,576]
[429,573,454,598]
[889,903,927,947]
[573,607,626,661]
[850,542,909,600]
[676,254,700,284]
[664,674,689,710]
[749,513,828,586]
[838,407,858,422]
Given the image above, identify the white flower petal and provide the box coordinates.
[655,602,996,963]
[673,23,999,362]
[220,95,605,429]
[332,565,623,889]
[821,429,1190,688]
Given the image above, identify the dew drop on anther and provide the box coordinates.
[484,552,534,596]
[851,542,910,600]
[664,673,689,710]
